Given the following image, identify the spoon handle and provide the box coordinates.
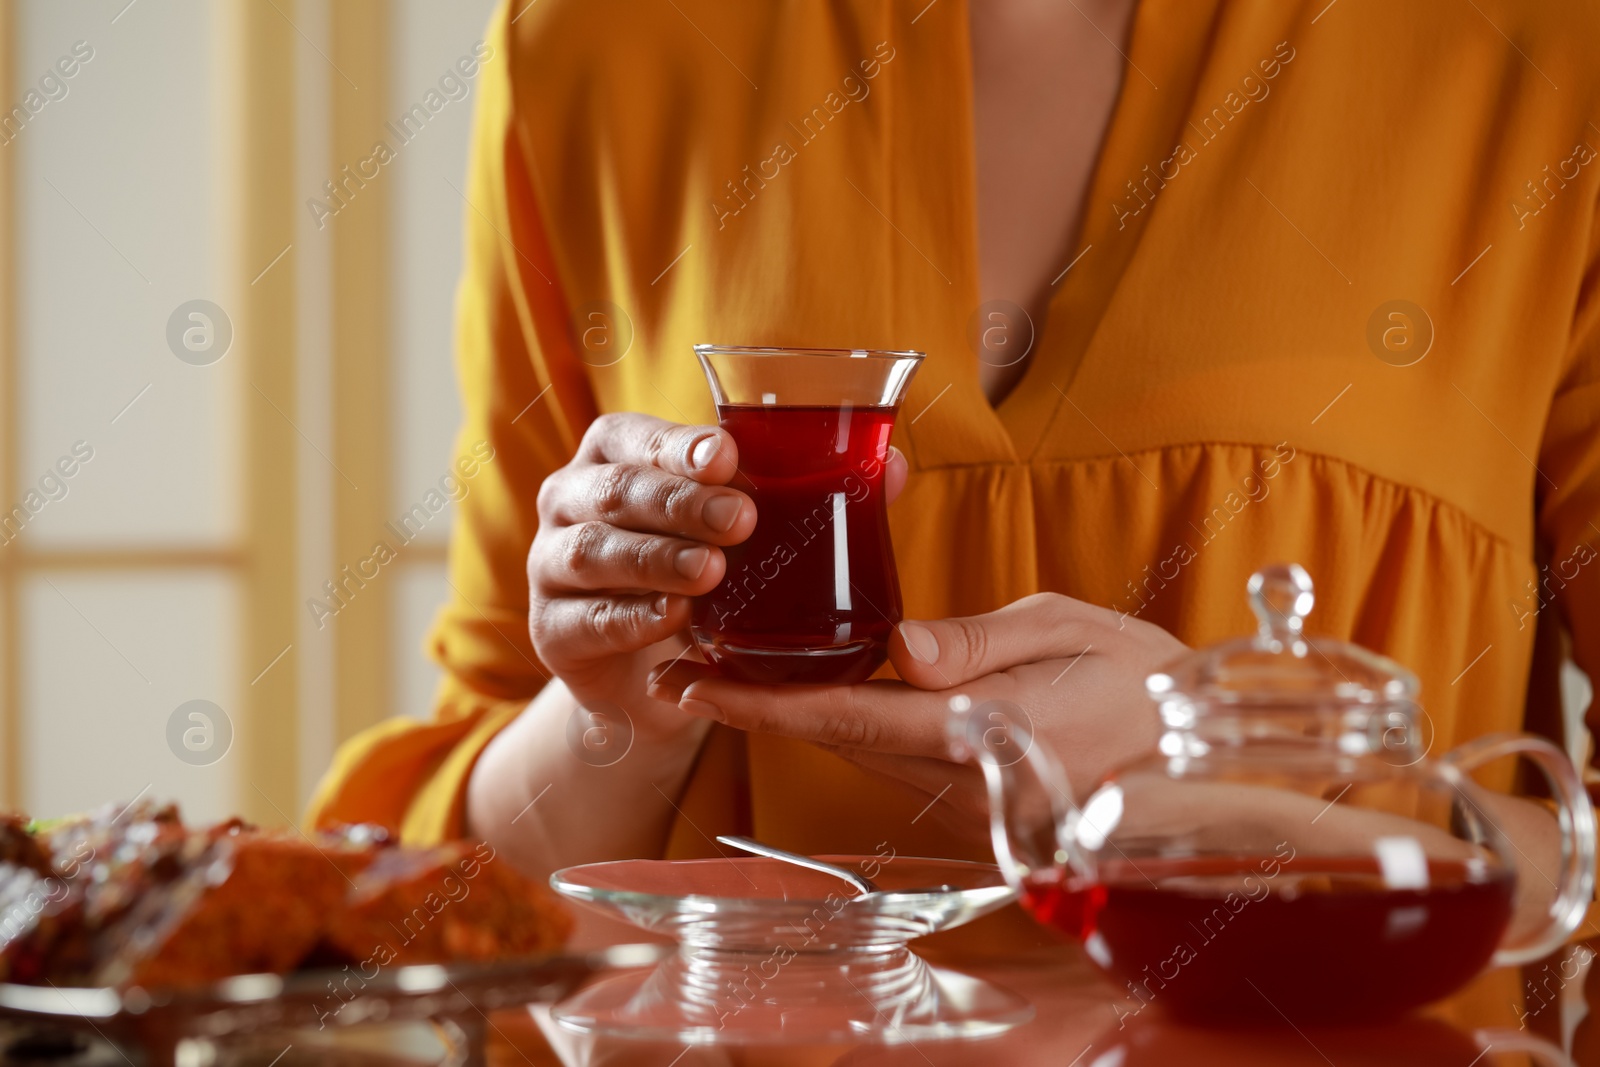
[715,835,879,896]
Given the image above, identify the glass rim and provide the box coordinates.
[694,343,925,362]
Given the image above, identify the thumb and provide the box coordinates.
[889,594,1108,689]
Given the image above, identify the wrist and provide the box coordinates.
[560,639,710,744]
[544,672,712,760]
[624,685,714,742]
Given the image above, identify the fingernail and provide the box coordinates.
[900,621,940,664]
[654,593,671,615]
[647,679,685,703]
[690,435,721,470]
[680,697,725,723]
[674,545,711,580]
[702,494,742,532]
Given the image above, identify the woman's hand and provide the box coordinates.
[527,412,758,718]
[469,413,754,889]
[471,412,909,887]
[527,411,909,719]
[646,592,1186,835]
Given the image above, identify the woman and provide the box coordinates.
[308,0,1599,924]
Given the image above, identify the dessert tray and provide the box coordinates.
[0,945,664,1067]
[0,798,645,1065]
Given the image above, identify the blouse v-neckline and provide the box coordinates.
[908,0,1226,466]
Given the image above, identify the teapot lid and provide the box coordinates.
[1145,563,1418,706]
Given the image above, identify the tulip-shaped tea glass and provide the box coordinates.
[691,345,923,684]
[950,564,1597,1024]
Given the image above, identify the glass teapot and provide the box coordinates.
[949,564,1596,1024]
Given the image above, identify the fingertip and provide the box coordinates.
[691,545,727,593]
[898,620,940,664]
[678,696,726,722]
[726,495,758,541]
[646,656,715,703]
[655,592,695,632]
[689,434,720,471]
[676,674,746,713]
[676,676,716,703]
[888,624,950,690]
[885,445,909,503]
[701,493,744,534]
[644,672,676,701]
[700,492,758,545]
[686,427,739,483]
[673,544,712,581]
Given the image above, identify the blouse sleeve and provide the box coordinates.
[1535,191,1600,776]
[305,5,594,842]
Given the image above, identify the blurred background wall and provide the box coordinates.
[0,0,502,826]
[1,0,1592,831]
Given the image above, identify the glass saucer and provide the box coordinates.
[549,855,1032,1044]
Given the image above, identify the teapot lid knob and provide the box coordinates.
[1146,562,1418,705]
[1248,563,1314,641]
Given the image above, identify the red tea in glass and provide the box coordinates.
[690,346,924,684]
[1020,855,1514,1024]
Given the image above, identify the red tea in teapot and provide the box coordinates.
[1022,855,1514,1023]
[690,403,900,684]
[956,565,1591,1026]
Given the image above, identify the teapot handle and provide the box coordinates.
[946,696,1093,891]
[1443,732,1597,967]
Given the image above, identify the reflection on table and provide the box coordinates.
[510,907,1594,1067]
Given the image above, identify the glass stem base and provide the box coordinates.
[692,633,887,685]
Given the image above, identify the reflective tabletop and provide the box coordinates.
[499,908,1600,1067]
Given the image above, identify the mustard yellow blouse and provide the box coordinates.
[308,0,1600,879]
